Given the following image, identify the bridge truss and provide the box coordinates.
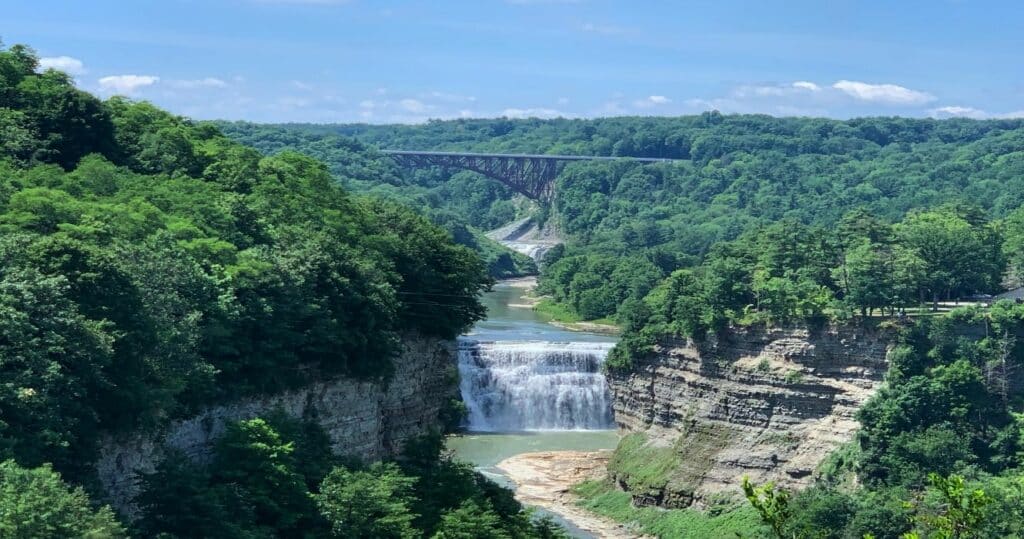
[382,150,675,201]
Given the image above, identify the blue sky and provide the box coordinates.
[5,0,1023,123]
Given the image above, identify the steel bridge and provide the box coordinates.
[382,150,676,201]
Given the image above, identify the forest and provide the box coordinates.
[0,43,568,537]
[224,113,1024,537]
[7,30,1024,536]
[220,121,537,279]
[222,114,1024,326]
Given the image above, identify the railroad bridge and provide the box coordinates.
[382,150,675,201]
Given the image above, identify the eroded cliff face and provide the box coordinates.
[607,324,891,508]
[95,335,457,517]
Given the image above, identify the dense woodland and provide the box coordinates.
[226,114,1024,537]
[221,122,537,279]
[6,32,1024,536]
[0,43,573,537]
[223,115,1024,324]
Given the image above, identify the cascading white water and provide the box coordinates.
[458,339,615,431]
[501,241,554,262]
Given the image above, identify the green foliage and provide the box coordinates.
[742,308,1024,539]
[135,420,566,538]
[316,462,419,539]
[216,122,535,279]
[0,265,114,477]
[857,318,1020,487]
[783,369,804,384]
[783,486,856,539]
[431,499,511,539]
[908,473,990,539]
[606,433,680,494]
[742,476,792,538]
[573,479,765,538]
[0,43,489,484]
[211,418,318,534]
[0,459,125,538]
[134,452,258,539]
[0,41,517,538]
[222,115,1024,329]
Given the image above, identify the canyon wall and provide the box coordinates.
[95,334,457,517]
[607,324,892,508]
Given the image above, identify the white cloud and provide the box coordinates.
[168,77,228,89]
[734,81,822,98]
[290,80,313,90]
[359,100,377,109]
[38,56,86,76]
[557,97,569,105]
[633,95,671,108]
[928,105,987,119]
[399,98,427,112]
[502,107,567,119]
[832,80,935,105]
[792,81,821,92]
[926,106,1024,120]
[98,75,159,95]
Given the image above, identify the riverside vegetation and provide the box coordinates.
[6,34,1024,536]
[227,116,1024,536]
[0,42,567,538]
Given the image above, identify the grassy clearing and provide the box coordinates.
[533,298,617,327]
[572,480,767,538]
[533,298,584,323]
[607,433,680,493]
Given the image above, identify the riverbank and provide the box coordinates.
[496,451,647,539]
[500,277,621,334]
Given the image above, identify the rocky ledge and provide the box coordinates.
[606,324,892,508]
[95,334,457,518]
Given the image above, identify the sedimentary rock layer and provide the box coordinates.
[607,325,891,508]
[95,335,457,517]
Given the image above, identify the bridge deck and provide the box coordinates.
[381,150,678,163]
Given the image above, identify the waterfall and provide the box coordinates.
[500,241,554,262]
[458,339,615,431]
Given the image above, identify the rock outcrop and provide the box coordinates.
[487,216,561,262]
[607,324,892,508]
[95,335,457,517]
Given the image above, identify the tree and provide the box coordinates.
[742,477,792,539]
[316,463,419,539]
[134,452,254,539]
[211,418,315,535]
[431,499,511,539]
[908,474,990,539]
[897,209,1004,306]
[783,486,855,539]
[0,265,113,477]
[0,459,125,538]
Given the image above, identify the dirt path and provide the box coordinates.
[496,451,646,539]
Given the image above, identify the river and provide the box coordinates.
[447,278,622,538]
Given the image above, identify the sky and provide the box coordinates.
[5,0,1024,124]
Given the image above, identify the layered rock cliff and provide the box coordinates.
[606,324,892,508]
[95,335,457,517]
